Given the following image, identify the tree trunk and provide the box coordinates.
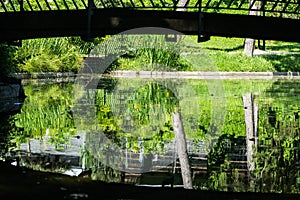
[243,0,260,56]
[172,111,193,189]
[242,93,258,190]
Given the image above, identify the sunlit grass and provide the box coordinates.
[185,36,300,72]
[265,40,300,52]
[199,36,245,53]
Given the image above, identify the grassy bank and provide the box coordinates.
[109,36,300,72]
[1,36,300,74]
[0,37,103,75]
[200,37,300,72]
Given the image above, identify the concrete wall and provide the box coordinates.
[0,84,21,99]
[0,82,24,114]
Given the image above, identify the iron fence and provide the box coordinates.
[0,0,299,18]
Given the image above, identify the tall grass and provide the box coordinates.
[109,35,192,71]
[13,38,83,73]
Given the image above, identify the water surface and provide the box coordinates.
[1,77,299,194]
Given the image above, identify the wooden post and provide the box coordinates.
[242,93,258,187]
[243,0,260,56]
[243,38,256,56]
[27,141,31,156]
[172,111,193,189]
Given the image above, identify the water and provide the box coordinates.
[1,77,299,194]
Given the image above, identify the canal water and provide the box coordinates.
[0,76,299,194]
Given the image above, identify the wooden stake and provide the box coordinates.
[172,111,193,189]
[242,93,258,180]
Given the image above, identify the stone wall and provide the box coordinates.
[0,77,25,114]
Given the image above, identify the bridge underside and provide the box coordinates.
[0,9,299,42]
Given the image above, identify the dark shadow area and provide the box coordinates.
[265,79,300,95]
[204,45,244,52]
[0,76,25,160]
[208,135,246,171]
[0,160,299,200]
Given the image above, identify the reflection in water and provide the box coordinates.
[1,78,300,194]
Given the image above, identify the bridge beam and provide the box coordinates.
[0,9,299,42]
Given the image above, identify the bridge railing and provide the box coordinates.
[0,0,299,18]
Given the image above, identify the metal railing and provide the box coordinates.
[0,0,299,18]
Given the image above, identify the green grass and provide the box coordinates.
[182,52,275,72]
[3,35,300,74]
[261,54,300,72]
[199,37,245,53]
[210,52,275,72]
[264,40,300,52]
[110,36,300,72]
[187,36,300,72]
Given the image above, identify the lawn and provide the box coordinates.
[198,36,300,72]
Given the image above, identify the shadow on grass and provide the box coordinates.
[203,45,244,52]
[266,43,300,52]
[260,54,300,72]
